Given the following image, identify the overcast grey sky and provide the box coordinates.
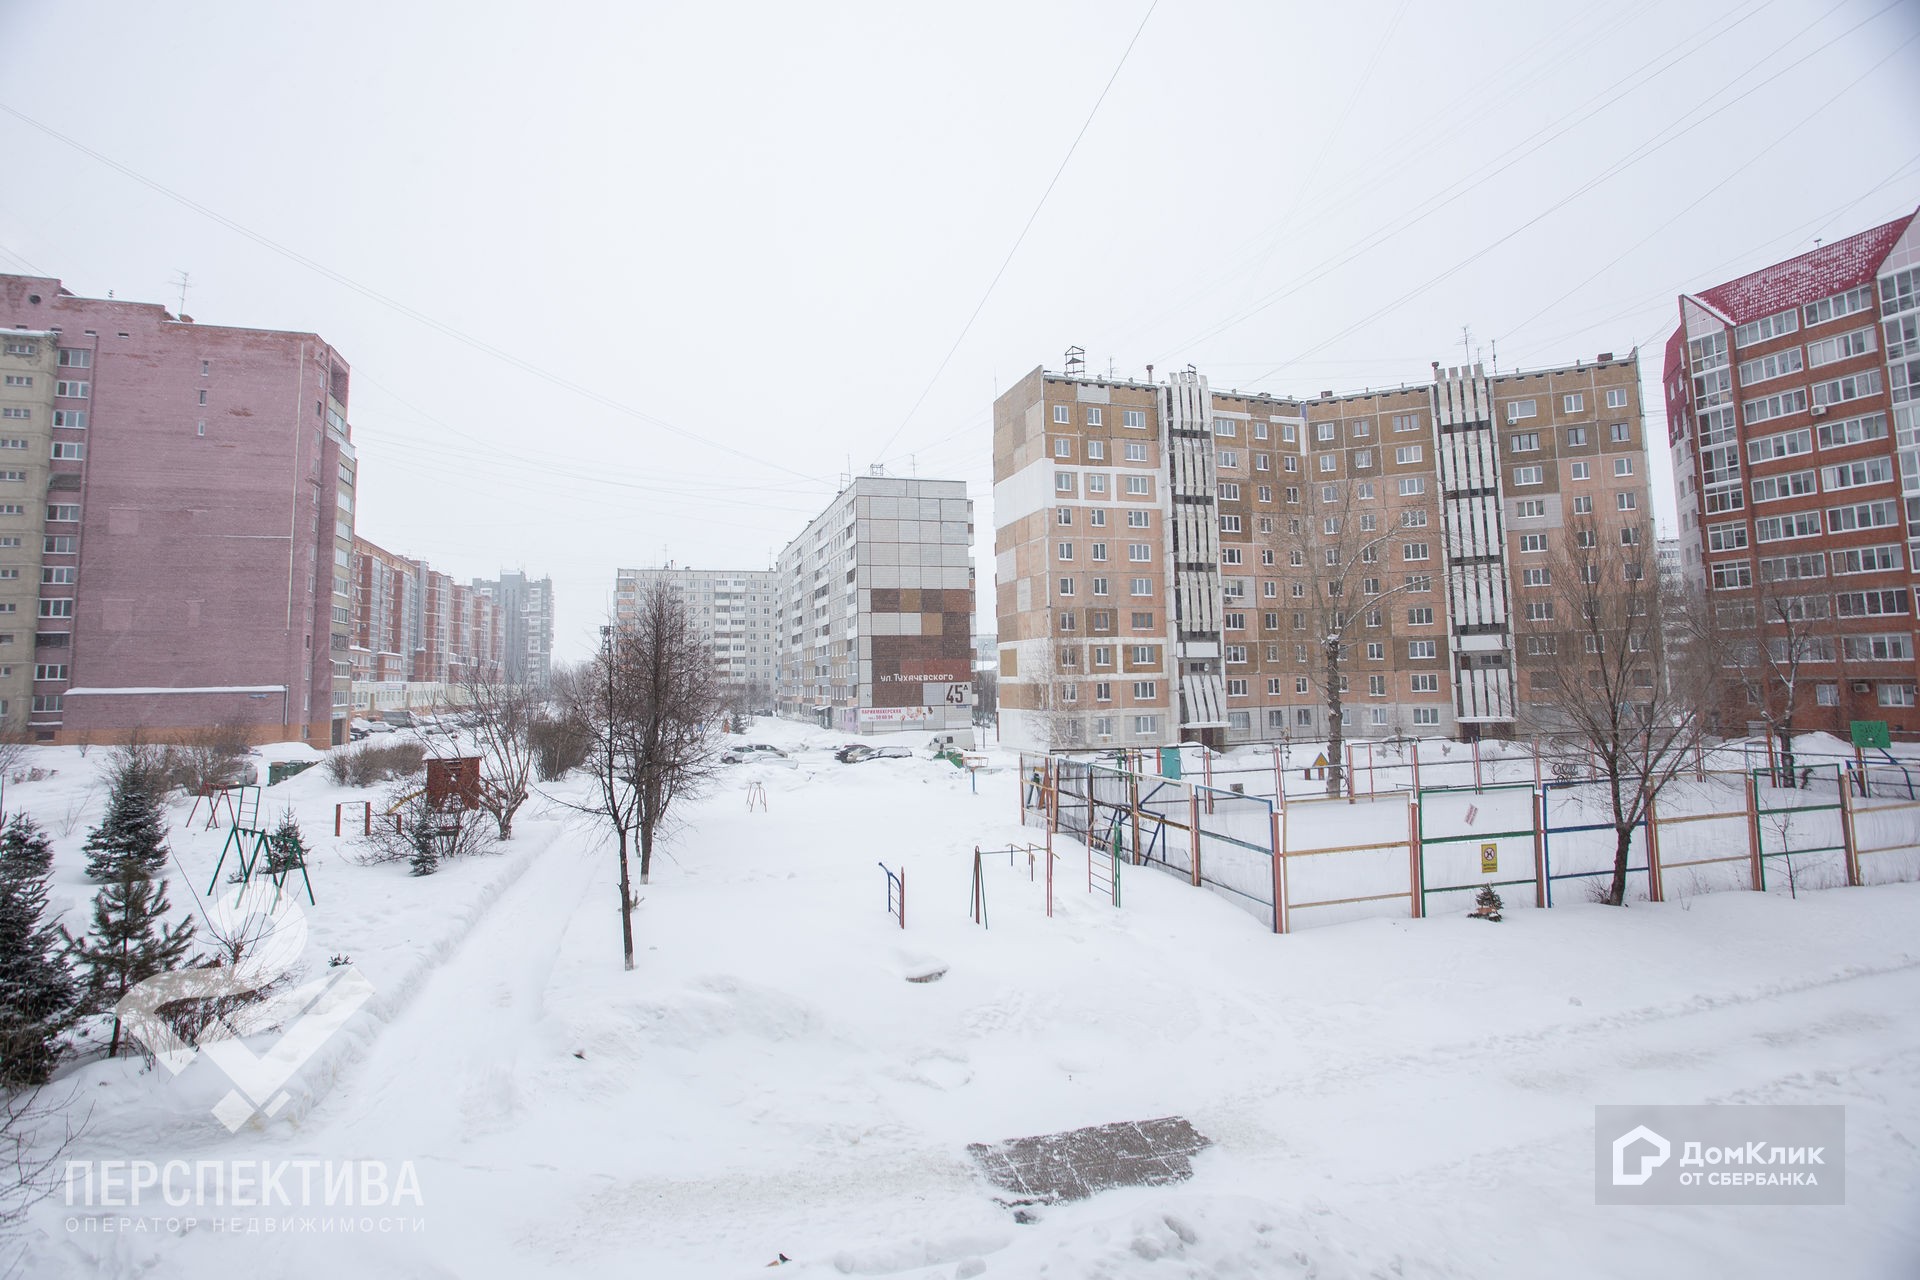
[2,0,1916,662]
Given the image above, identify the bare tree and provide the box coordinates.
[1518,516,1712,905]
[1701,568,1837,786]
[0,1085,83,1242]
[1266,481,1426,797]
[558,583,723,970]
[462,675,539,838]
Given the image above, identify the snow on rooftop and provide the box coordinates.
[1694,211,1915,325]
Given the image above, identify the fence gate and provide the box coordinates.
[1283,796,1417,929]
[1417,783,1541,913]
[1752,767,1850,895]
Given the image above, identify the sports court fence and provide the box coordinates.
[1018,752,1920,934]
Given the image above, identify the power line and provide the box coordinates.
[867,0,1159,466]
[0,101,834,488]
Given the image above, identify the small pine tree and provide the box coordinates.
[266,810,308,877]
[81,781,170,882]
[65,867,196,1058]
[0,825,79,1086]
[1470,884,1504,922]
[407,825,439,877]
[0,812,55,883]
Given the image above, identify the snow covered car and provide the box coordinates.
[835,745,875,763]
[856,746,913,762]
[721,744,789,764]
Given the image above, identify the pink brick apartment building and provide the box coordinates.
[1665,209,1920,735]
[0,275,357,745]
[349,535,503,705]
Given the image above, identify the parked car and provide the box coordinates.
[835,744,875,764]
[721,743,789,764]
[852,746,913,763]
[355,718,397,736]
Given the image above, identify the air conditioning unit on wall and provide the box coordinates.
[1853,681,1873,694]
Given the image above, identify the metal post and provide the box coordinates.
[1531,787,1547,909]
[1838,765,1861,888]
[1472,739,1482,792]
[1269,806,1286,934]
[1188,787,1201,887]
[1746,772,1765,891]
[1407,800,1423,919]
[1345,741,1356,804]
[1645,794,1664,903]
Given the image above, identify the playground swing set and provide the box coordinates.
[204,785,315,906]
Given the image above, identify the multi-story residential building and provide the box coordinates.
[472,570,554,688]
[613,564,779,694]
[994,354,1650,750]
[0,275,356,745]
[350,536,504,715]
[1665,209,1920,734]
[774,473,975,734]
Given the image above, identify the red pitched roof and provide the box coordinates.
[1695,211,1915,325]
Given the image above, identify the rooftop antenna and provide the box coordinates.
[1490,338,1498,374]
[1461,324,1471,369]
[1064,345,1086,377]
[172,270,190,316]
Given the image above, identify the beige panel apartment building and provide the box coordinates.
[614,565,779,694]
[994,354,1650,750]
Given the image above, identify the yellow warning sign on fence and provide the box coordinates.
[1480,843,1499,874]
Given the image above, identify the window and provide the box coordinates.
[1750,470,1817,503]
[1221,547,1242,565]
[1218,482,1240,500]
[56,348,90,369]
[1391,413,1421,433]
[1316,422,1336,442]
[1711,560,1753,590]
[1057,507,1074,526]
[1127,510,1149,528]
[1738,349,1804,384]
[1831,545,1902,575]
[1055,472,1074,493]
[1520,533,1547,552]
[1707,521,1749,552]
[1398,476,1425,496]
[1258,488,1273,505]
[1513,499,1545,519]
[1880,685,1916,709]
[53,381,87,399]
[1742,389,1807,426]
[1213,418,1238,438]
[1836,589,1910,618]
[33,664,66,681]
[1053,438,1071,458]
[1056,577,1075,597]
[49,442,84,461]
[30,696,60,714]
[1283,456,1298,473]
[1827,499,1900,532]
[1613,457,1633,476]
[0,376,29,389]
[1513,465,1543,486]
[1565,426,1587,446]
[1091,576,1109,595]
[1734,308,1798,347]
[1525,601,1554,622]
[1818,411,1888,449]
[1506,399,1537,422]
[1606,388,1627,409]
[1822,457,1894,491]
[1090,509,1108,527]
[1127,543,1152,562]
[1,342,34,356]
[1811,370,1882,407]
[1522,567,1551,587]
[37,599,72,619]
[1412,707,1440,726]
[1510,433,1540,452]
[45,505,78,522]
[1124,442,1147,461]
[43,537,74,554]
[1132,715,1159,735]
[1842,634,1913,663]
[1616,492,1637,511]
[1402,543,1429,561]
[1408,640,1436,659]
[1090,541,1108,561]
[1052,405,1069,423]
[1094,682,1112,702]
[0,411,26,423]
[1407,607,1434,625]
[1747,428,1812,463]
[1126,476,1150,496]
[1132,681,1157,698]
[1804,286,1873,327]
[1411,673,1440,693]
[1087,474,1108,494]
[52,411,85,429]
[1226,679,1247,697]
[1086,407,1102,426]
[1318,454,1337,473]
[1130,578,1152,596]
[39,567,73,585]
[1124,409,1146,429]
[1395,445,1424,464]
[1570,461,1590,480]
[1563,393,1584,413]
[1056,541,1074,561]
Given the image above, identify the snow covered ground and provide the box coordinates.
[10,722,1920,1278]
